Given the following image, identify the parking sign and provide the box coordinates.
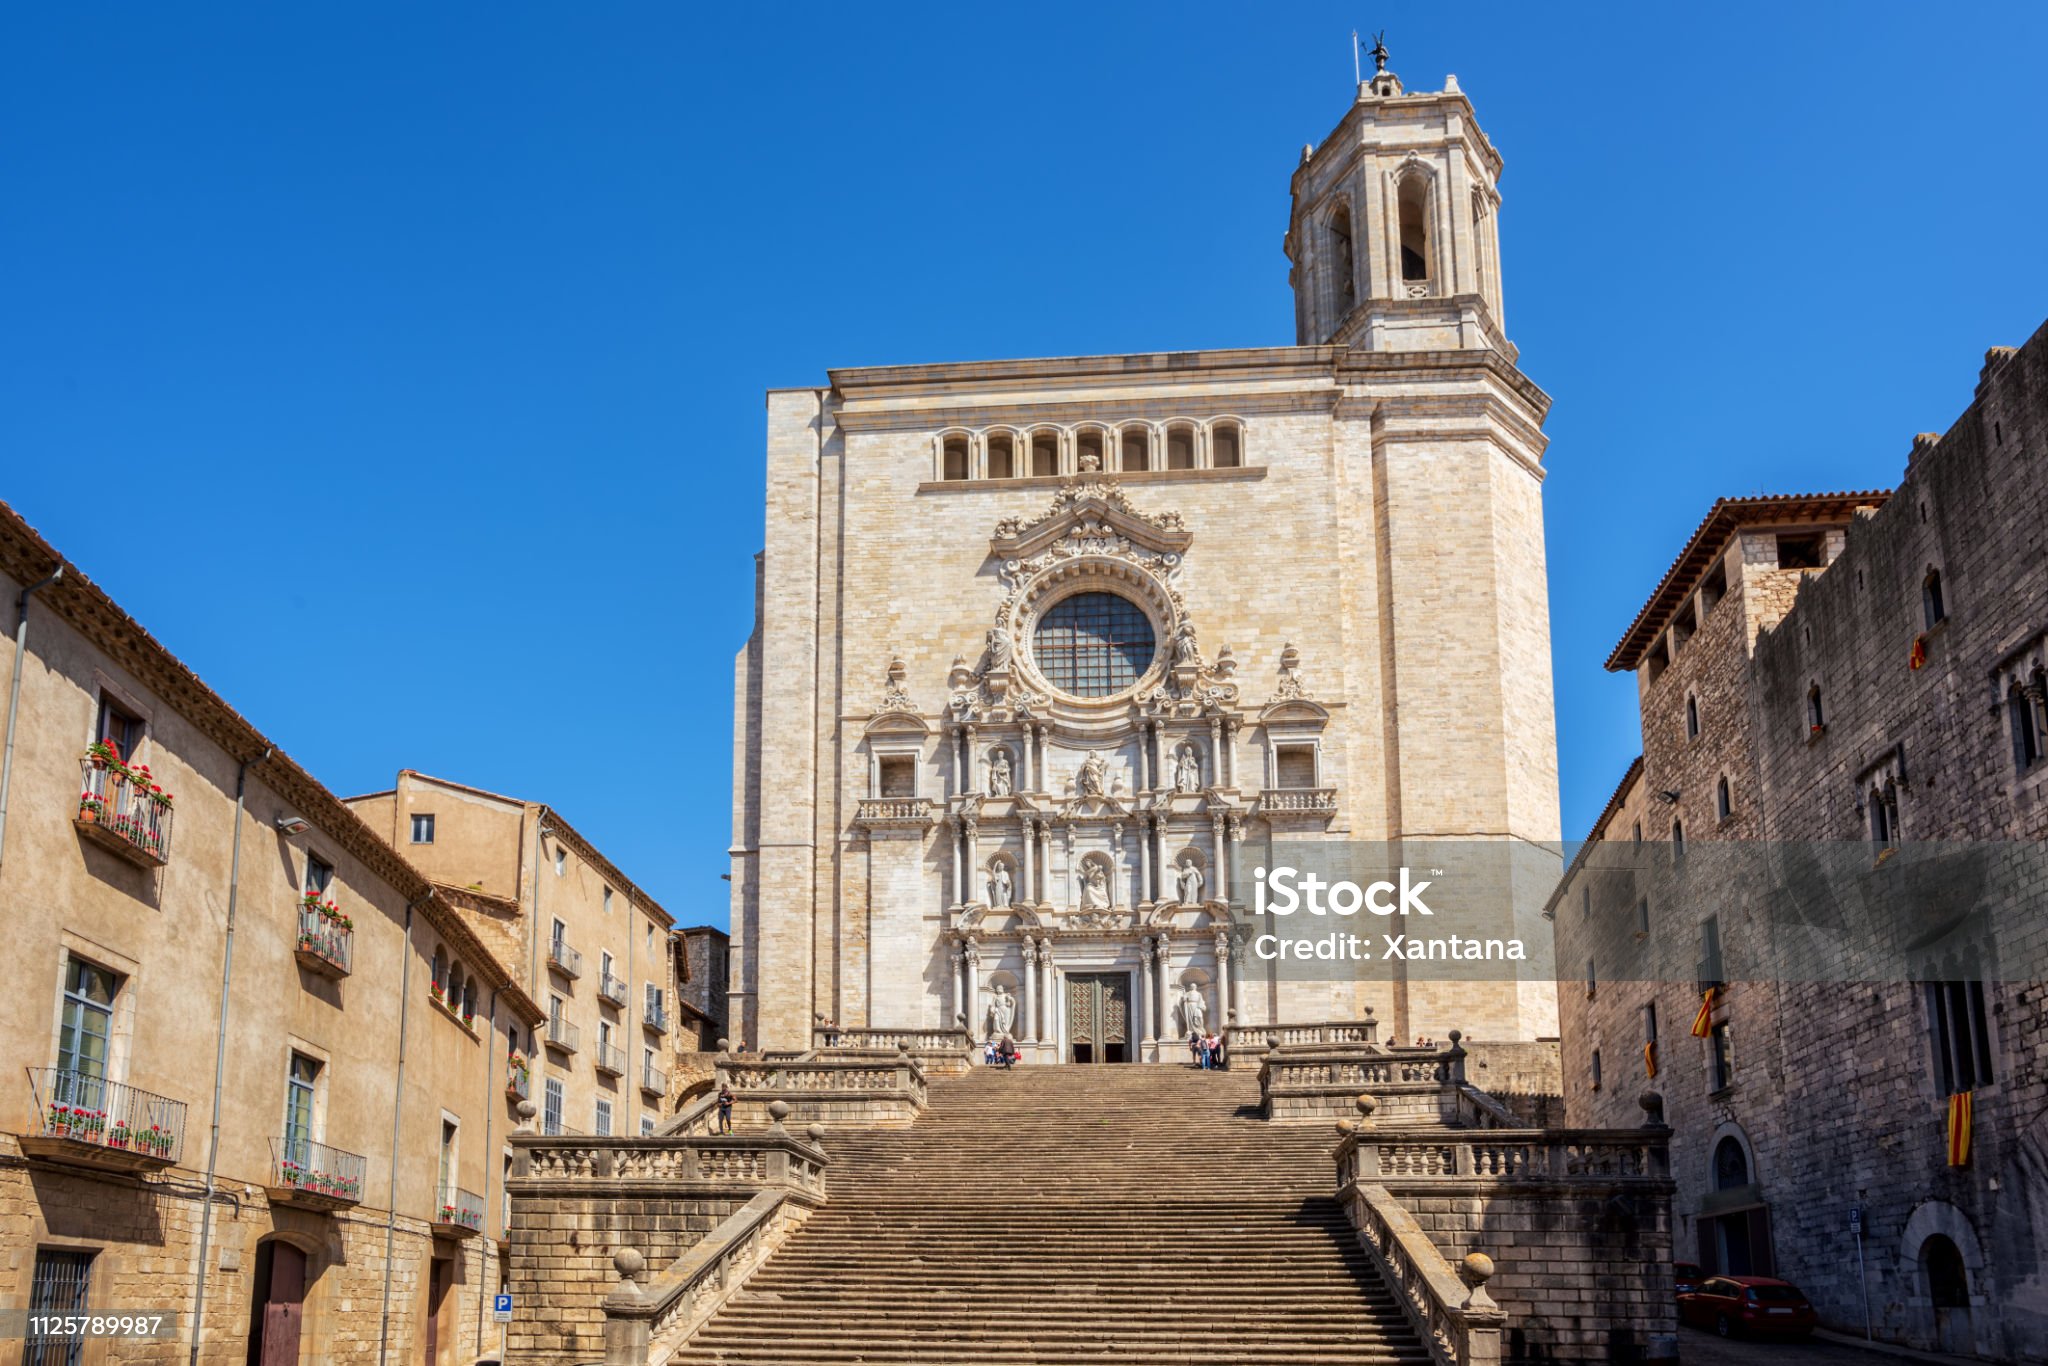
[493,1293,514,1324]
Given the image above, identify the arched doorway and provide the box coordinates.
[1698,1132,1774,1276]
[246,1240,306,1366]
[1924,1234,1972,1354]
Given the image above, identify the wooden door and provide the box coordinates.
[1065,973,1131,1063]
[424,1259,454,1364]
[258,1243,305,1366]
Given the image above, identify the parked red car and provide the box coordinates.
[1673,1262,1704,1298]
[1678,1276,1818,1337]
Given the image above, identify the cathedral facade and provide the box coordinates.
[730,62,1562,1057]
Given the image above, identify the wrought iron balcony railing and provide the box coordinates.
[643,1000,669,1034]
[595,1043,627,1077]
[546,1016,580,1053]
[268,1135,367,1209]
[435,1183,485,1236]
[506,1056,532,1101]
[598,970,628,1006]
[641,1061,668,1096]
[548,936,582,978]
[24,1068,187,1171]
[295,902,353,977]
[75,756,175,867]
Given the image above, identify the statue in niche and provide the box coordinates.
[1081,860,1111,910]
[989,861,1013,909]
[1180,984,1208,1037]
[988,748,1013,796]
[1076,752,1108,798]
[1173,743,1202,794]
[987,983,1017,1038]
[1171,620,1200,665]
[1175,857,1205,906]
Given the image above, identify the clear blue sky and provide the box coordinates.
[5,5,2044,929]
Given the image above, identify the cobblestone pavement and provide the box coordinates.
[1676,1326,1962,1366]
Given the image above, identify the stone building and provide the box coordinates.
[730,59,1563,1058]
[673,924,729,1053]
[1550,323,2048,1358]
[0,501,545,1364]
[346,771,680,1140]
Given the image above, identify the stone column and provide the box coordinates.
[1063,826,1077,909]
[1111,822,1126,906]
[953,726,967,796]
[1137,812,1153,903]
[1137,938,1155,1052]
[950,816,964,905]
[964,723,980,793]
[1211,814,1229,902]
[1154,816,1169,898]
[1021,942,1039,1045]
[1148,720,1164,790]
[1136,727,1150,791]
[1214,930,1232,1028]
[1039,938,1056,1042]
[949,944,965,1032]
[1034,725,1048,793]
[962,941,981,1043]
[1208,717,1224,788]
[1163,933,1179,1040]
[1222,719,1237,787]
[964,814,981,903]
[1019,726,1034,793]
[1021,818,1037,904]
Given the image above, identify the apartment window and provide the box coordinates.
[1590,1049,1602,1092]
[1716,776,1733,821]
[1922,568,1947,628]
[1807,685,1825,733]
[551,918,568,953]
[1925,980,1995,1094]
[27,1248,94,1366]
[95,692,144,761]
[57,957,118,1084]
[2010,679,2044,772]
[1709,1023,1735,1092]
[601,950,615,983]
[1643,1002,1659,1047]
[410,814,435,844]
[438,1119,457,1197]
[543,1078,564,1136]
[1870,781,1900,849]
[1684,694,1700,739]
[284,1053,320,1161]
[595,1099,613,1137]
[597,1020,613,1053]
[554,848,567,877]
[603,887,613,915]
[640,1116,656,1137]
[303,852,334,896]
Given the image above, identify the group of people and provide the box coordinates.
[985,1034,1022,1068]
[1395,1035,1439,1048]
[1187,1031,1226,1069]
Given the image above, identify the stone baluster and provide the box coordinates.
[1021,942,1039,1045]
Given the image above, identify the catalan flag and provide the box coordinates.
[1643,1041,1658,1078]
[1947,1091,1973,1167]
[1690,986,1718,1039]
[1911,634,1929,670]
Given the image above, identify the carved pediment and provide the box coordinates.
[991,481,1193,560]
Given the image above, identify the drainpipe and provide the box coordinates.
[377,892,431,1366]
[474,984,500,1354]
[529,809,551,1000]
[187,745,270,1366]
[0,565,64,876]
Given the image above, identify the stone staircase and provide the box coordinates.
[669,1065,1430,1366]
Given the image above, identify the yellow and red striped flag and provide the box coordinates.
[1643,1041,1658,1078]
[1690,987,1718,1038]
[1947,1091,1972,1167]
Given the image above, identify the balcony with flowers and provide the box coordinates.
[266,1136,367,1212]
[436,1184,485,1238]
[74,742,175,868]
[23,1068,186,1173]
[429,974,481,1035]
[506,1051,532,1102]
[295,894,353,978]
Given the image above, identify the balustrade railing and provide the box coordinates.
[641,1061,668,1096]
[1335,1129,1668,1186]
[436,1183,485,1234]
[596,1043,627,1077]
[852,797,939,826]
[295,902,353,976]
[598,970,628,1006]
[1258,786,1338,814]
[643,1000,669,1033]
[269,1135,367,1206]
[720,1055,928,1110]
[512,1132,826,1197]
[547,1016,581,1053]
[24,1068,186,1167]
[603,1190,810,1364]
[75,755,175,866]
[1225,1018,1380,1051]
[812,1026,971,1053]
[1347,1182,1505,1366]
[548,936,582,978]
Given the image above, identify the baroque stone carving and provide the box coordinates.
[1173,743,1203,794]
[1180,984,1208,1037]
[987,983,1017,1038]
[1076,752,1109,798]
[1080,858,1111,910]
[989,861,1013,909]
[879,657,916,713]
[1272,643,1312,701]
[1172,856,1205,906]
[989,748,1013,796]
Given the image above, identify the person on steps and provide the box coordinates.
[715,1083,735,1134]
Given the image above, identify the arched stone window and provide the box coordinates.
[2008,679,2042,771]
[1716,776,1732,821]
[1685,693,1701,739]
[1871,781,1900,848]
[1923,566,1947,628]
[1165,424,1196,471]
[1397,173,1432,284]
[431,946,448,994]
[1210,420,1242,469]
[461,976,478,1022]
[1030,430,1060,478]
[1328,201,1356,312]
[1075,426,1109,473]
[1713,1135,1750,1190]
[1807,684,1825,733]
[986,431,1016,480]
[942,435,970,481]
[1119,425,1151,473]
[1671,819,1685,856]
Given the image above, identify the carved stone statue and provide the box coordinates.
[1171,620,1200,665]
[986,626,1012,671]
[1176,857,1205,906]
[1173,743,1202,794]
[1076,752,1108,798]
[1081,860,1111,910]
[988,984,1016,1038]
[989,748,1013,796]
[1181,984,1208,1037]
[990,861,1013,909]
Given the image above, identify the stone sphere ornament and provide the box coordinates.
[613,1247,646,1283]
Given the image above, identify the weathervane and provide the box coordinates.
[1369,31,1390,74]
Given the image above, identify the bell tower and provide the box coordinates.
[1286,40,1510,353]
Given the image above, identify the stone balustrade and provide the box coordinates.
[1335,1128,1668,1186]
[1348,1182,1505,1366]
[601,1190,811,1366]
[510,1131,825,1198]
[717,1050,929,1126]
[1261,1039,1467,1124]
